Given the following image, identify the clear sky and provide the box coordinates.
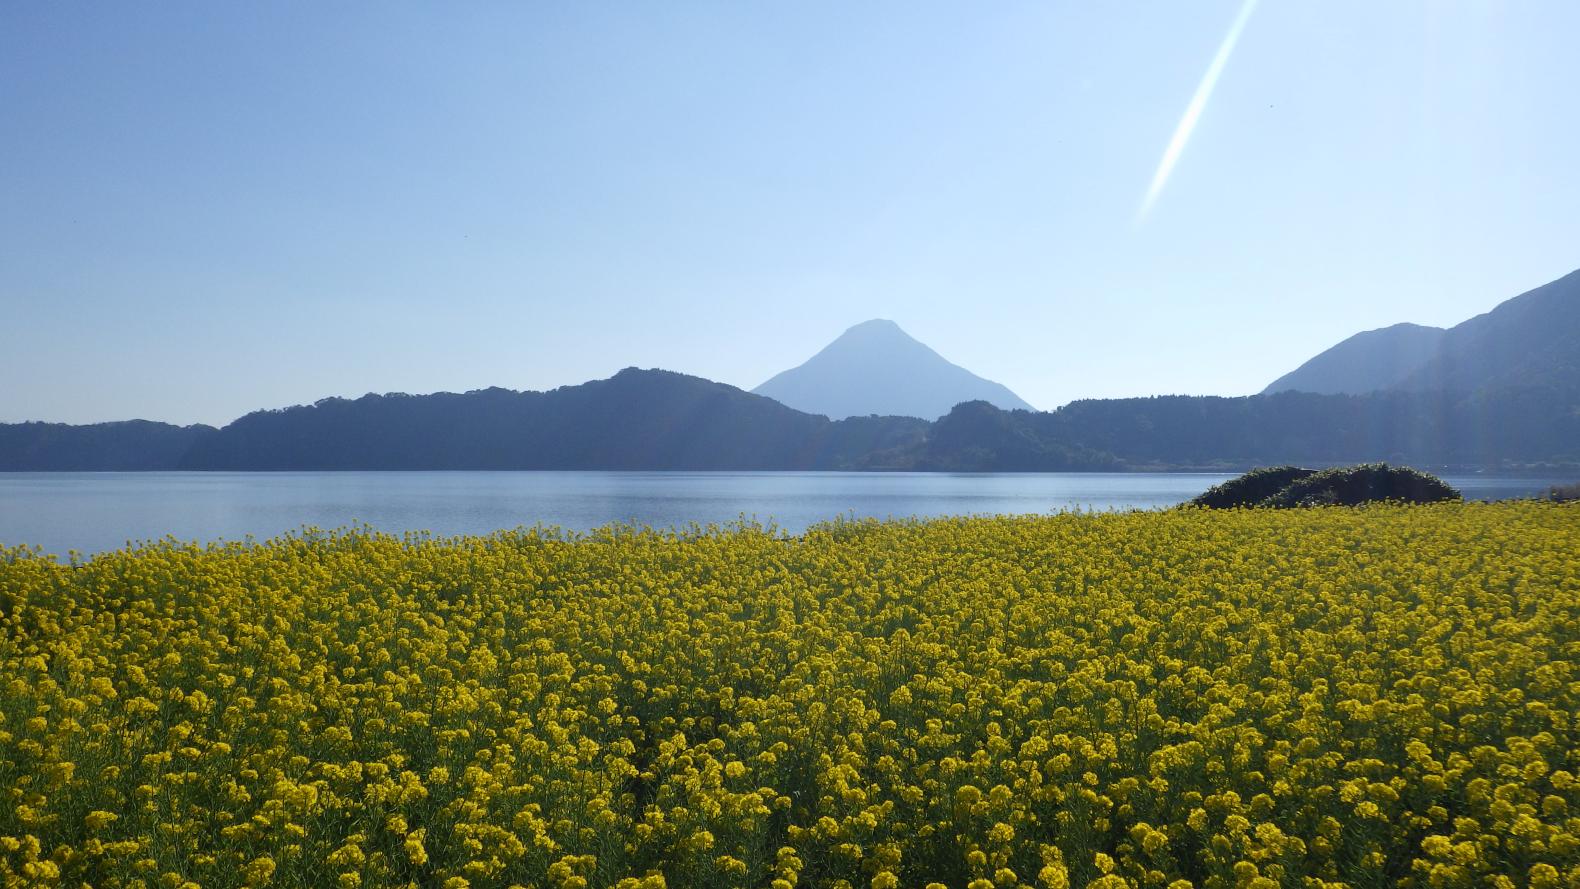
[4,2,1578,426]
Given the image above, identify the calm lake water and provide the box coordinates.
[0,471,1567,558]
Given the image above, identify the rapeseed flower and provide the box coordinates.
[0,505,1574,887]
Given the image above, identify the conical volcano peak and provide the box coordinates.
[819,320,935,356]
[752,320,1034,420]
[841,318,905,336]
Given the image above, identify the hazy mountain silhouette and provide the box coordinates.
[4,374,1576,472]
[752,319,1035,419]
[1266,266,1580,396]
[6,272,1579,472]
[1262,323,1447,395]
[179,368,928,470]
[0,419,216,470]
[1392,267,1580,394]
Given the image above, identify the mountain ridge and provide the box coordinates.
[1262,323,1446,395]
[1392,267,1580,394]
[3,368,1576,472]
[176,368,931,471]
[0,419,217,471]
[1265,266,1580,396]
[4,268,1578,472]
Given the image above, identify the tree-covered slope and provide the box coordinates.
[179,368,929,470]
[0,420,216,470]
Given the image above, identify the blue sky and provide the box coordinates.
[3,2,1577,426]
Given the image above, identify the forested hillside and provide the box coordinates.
[4,372,1576,472]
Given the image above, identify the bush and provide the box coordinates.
[1547,482,1580,502]
[1261,463,1461,508]
[1192,463,1461,509]
[1189,466,1318,509]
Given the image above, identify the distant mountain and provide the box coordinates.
[752,319,1035,420]
[1266,267,1580,396]
[4,374,1576,472]
[1392,267,1580,394]
[6,274,1579,474]
[1262,323,1446,395]
[179,368,929,470]
[0,419,216,470]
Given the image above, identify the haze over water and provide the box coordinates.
[0,471,1562,558]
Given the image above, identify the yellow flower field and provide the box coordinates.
[1,503,1577,889]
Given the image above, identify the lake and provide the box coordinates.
[0,471,1566,558]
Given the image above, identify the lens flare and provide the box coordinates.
[1137,0,1260,222]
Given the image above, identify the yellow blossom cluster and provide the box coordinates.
[0,502,1577,888]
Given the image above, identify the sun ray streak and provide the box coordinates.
[1137,0,1260,223]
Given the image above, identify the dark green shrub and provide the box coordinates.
[1547,483,1580,502]
[1189,466,1318,509]
[1261,463,1461,508]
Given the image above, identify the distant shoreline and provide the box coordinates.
[2,464,1575,475]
